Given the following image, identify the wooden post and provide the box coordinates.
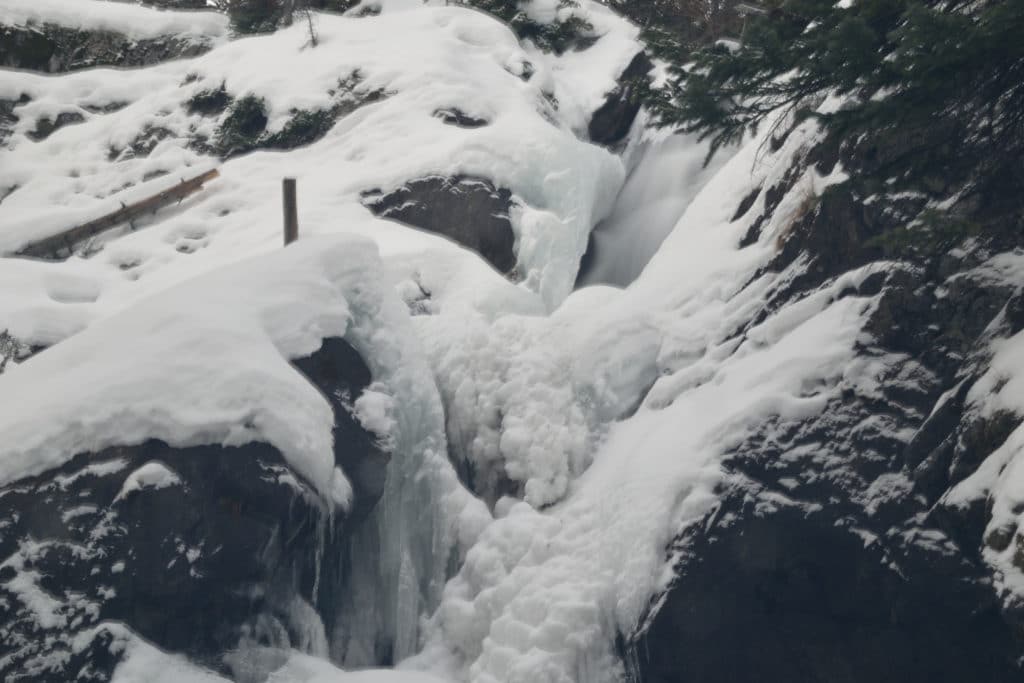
[283,178,298,245]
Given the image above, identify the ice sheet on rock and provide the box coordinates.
[410,115,877,683]
[322,230,491,668]
[0,0,229,41]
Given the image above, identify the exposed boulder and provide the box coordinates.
[0,337,389,682]
[634,504,1019,683]
[362,176,518,275]
[28,110,85,141]
[588,51,653,147]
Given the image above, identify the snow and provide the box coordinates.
[0,4,632,309]
[0,0,229,42]
[354,388,398,447]
[524,0,643,134]
[0,237,370,495]
[111,632,452,683]
[578,119,737,287]
[0,1,903,682]
[408,112,879,682]
[114,461,182,502]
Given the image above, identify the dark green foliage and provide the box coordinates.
[186,84,232,117]
[463,0,595,54]
[214,95,269,157]
[207,75,383,158]
[658,0,1024,201]
[263,109,335,149]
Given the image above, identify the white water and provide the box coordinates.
[577,128,734,288]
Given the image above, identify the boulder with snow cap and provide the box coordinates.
[0,337,386,682]
[362,176,518,275]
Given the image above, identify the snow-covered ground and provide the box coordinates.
[0,2,901,682]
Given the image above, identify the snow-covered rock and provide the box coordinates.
[4,1,1024,682]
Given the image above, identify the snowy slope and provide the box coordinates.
[8,1,1020,682]
[0,3,632,312]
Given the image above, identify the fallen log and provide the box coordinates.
[14,168,220,260]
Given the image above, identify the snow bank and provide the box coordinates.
[0,5,632,308]
[0,0,229,41]
[0,236,375,495]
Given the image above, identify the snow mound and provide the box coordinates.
[0,235,377,495]
[114,461,182,501]
[0,0,229,42]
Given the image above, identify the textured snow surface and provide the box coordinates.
[411,114,876,683]
[0,0,229,41]
[0,236,370,493]
[0,1,905,682]
[0,3,632,308]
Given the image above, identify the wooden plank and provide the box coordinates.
[14,168,220,260]
[282,177,298,245]
[736,2,769,16]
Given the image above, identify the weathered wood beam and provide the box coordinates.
[282,177,298,245]
[14,168,220,260]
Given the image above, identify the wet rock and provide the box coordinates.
[362,176,517,274]
[588,51,654,147]
[28,111,86,141]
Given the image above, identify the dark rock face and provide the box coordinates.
[362,176,518,274]
[628,125,1024,682]
[433,108,489,129]
[0,94,30,147]
[636,505,1019,683]
[588,51,653,147]
[28,111,86,141]
[0,337,388,682]
[0,24,216,73]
